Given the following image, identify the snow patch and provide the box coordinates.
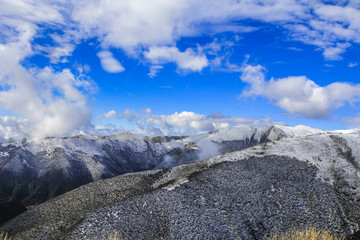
[0,151,9,157]
[164,178,189,191]
[207,131,360,192]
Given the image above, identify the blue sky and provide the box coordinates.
[0,0,360,139]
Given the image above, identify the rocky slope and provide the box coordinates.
[0,125,310,210]
[1,127,359,239]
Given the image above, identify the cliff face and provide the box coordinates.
[1,127,359,239]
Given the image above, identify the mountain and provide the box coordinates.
[0,126,359,239]
[0,125,310,211]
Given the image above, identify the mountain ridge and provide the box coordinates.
[0,125,308,207]
[0,124,355,227]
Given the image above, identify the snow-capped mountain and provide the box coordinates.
[1,125,309,208]
[1,125,359,239]
[0,124,335,227]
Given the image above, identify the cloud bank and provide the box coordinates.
[0,2,96,140]
[98,109,280,136]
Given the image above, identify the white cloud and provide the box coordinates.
[314,5,360,40]
[240,64,360,118]
[0,65,94,139]
[287,47,302,51]
[72,0,307,52]
[0,19,95,140]
[285,3,360,60]
[0,0,98,141]
[99,108,279,136]
[144,46,208,72]
[3,1,360,77]
[72,0,187,50]
[0,0,65,25]
[0,116,30,142]
[70,0,360,61]
[147,65,164,78]
[103,110,117,118]
[3,1,360,68]
[97,51,125,73]
[349,62,358,67]
[322,43,350,60]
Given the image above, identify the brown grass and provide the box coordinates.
[100,232,164,240]
[0,233,9,240]
[266,226,342,240]
[103,232,120,240]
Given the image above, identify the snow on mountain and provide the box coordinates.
[0,124,331,223]
[209,129,360,184]
[1,125,360,239]
[140,126,360,208]
[274,124,323,137]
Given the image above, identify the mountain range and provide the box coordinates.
[0,125,359,239]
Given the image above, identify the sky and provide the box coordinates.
[0,0,360,140]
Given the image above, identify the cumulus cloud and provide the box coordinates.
[144,46,208,72]
[99,109,279,136]
[0,5,96,140]
[97,51,125,73]
[322,43,350,60]
[0,64,94,139]
[240,64,360,118]
[72,0,186,50]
